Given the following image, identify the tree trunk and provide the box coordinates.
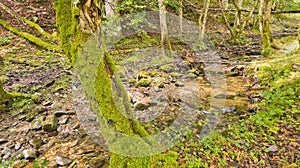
[298,23,300,50]
[105,0,116,16]
[179,0,183,35]
[54,0,155,167]
[261,0,273,56]
[199,0,210,40]
[158,0,172,53]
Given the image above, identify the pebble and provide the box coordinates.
[56,155,72,166]
[30,116,45,130]
[23,149,36,160]
[268,145,278,152]
[222,106,237,113]
[42,115,58,132]
[54,110,69,117]
[175,82,184,87]
[134,99,150,110]
[59,115,69,124]
[15,142,22,150]
[0,138,8,144]
[29,138,43,149]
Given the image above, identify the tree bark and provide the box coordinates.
[260,0,273,56]
[158,0,172,53]
[54,0,156,167]
[199,0,210,40]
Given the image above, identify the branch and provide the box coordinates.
[0,19,61,52]
[0,2,58,41]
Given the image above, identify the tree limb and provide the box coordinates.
[0,19,61,52]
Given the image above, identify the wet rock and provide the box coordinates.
[30,116,45,130]
[0,138,8,144]
[268,145,278,152]
[29,137,43,149]
[134,99,150,110]
[42,115,58,132]
[56,155,72,166]
[175,81,184,87]
[54,110,69,117]
[23,149,36,160]
[222,106,237,113]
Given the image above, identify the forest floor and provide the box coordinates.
[0,0,300,168]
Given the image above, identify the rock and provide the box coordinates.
[292,63,300,70]
[134,99,150,110]
[160,64,173,72]
[29,137,43,149]
[18,115,27,121]
[3,151,11,159]
[30,116,45,130]
[170,72,182,78]
[87,156,106,168]
[0,138,8,144]
[54,111,70,117]
[155,82,164,88]
[56,155,72,166]
[15,142,22,150]
[222,106,237,113]
[59,115,69,124]
[187,73,197,79]
[23,149,36,160]
[42,100,52,106]
[137,78,151,87]
[268,145,278,152]
[42,115,58,132]
[175,82,184,87]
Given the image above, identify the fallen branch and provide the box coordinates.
[0,2,58,41]
[0,19,61,52]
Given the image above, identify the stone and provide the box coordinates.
[155,82,164,88]
[23,149,36,160]
[87,156,106,168]
[222,106,237,113]
[59,115,69,124]
[29,138,43,149]
[15,142,21,150]
[0,138,8,144]
[42,115,58,132]
[134,99,150,110]
[30,116,45,130]
[56,155,72,166]
[268,145,278,152]
[175,82,184,87]
[54,110,69,117]
[137,78,151,87]
[170,72,182,78]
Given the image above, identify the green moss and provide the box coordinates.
[137,78,152,87]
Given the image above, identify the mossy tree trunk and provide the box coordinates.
[158,0,172,53]
[259,0,273,56]
[54,0,156,167]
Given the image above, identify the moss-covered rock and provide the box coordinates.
[137,78,152,87]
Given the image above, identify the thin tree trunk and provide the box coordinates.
[261,0,273,56]
[158,0,172,53]
[179,0,183,35]
[240,0,259,33]
[258,0,264,37]
[199,0,210,40]
[298,23,300,50]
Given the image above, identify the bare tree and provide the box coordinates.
[218,0,259,42]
